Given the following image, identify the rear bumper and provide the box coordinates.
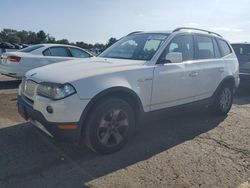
[0,64,25,78]
[17,95,81,142]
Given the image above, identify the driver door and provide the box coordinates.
[151,34,201,111]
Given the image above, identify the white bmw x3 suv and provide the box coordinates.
[18,27,239,154]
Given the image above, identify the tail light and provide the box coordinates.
[7,56,21,62]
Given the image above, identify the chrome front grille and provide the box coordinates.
[23,79,38,99]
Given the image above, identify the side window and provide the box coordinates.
[212,38,221,58]
[43,48,51,56]
[160,35,194,62]
[70,48,91,58]
[169,43,178,52]
[217,39,232,57]
[49,47,70,57]
[196,35,215,59]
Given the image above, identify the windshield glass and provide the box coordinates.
[99,33,169,60]
[18,44,44,53]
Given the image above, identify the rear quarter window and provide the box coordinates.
[43,48,51,56]
[217,39,232,57]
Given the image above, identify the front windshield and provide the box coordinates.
[99,33,169,61]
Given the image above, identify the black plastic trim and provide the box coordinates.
[17,95,81,141]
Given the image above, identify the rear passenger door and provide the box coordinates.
[194,35,225,99]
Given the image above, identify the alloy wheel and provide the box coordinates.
[97,109,129,147]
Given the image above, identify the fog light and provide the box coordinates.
[46,106,53,114]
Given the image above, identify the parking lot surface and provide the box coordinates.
[0,74,249,188]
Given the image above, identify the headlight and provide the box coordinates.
[37,82,76,100]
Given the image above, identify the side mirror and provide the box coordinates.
[165,52,183,63]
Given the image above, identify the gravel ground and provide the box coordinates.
[0,75,249,188]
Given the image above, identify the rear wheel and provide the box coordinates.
[211,84,233,115]
[84,98,135,154]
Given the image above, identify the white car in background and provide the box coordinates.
[0,44,92,78]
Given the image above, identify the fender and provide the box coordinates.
[78,86,144,131]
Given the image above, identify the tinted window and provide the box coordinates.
[217,39,232,57]
[160,35,194,62]
[100,33,168,60]
[212,38,221,58]
[48,47,70,57]
[196,36,215,59]
[19,45,44,53]
[69,47,91,58]
[43,48,51,56]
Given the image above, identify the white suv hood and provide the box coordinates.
[26,57,146,83]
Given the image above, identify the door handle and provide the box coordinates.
[189,71,198,77]
[219,68,224,73]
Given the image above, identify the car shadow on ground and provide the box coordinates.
[0,106,226,187]
[0,80,21,90]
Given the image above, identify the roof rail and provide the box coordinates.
[173,27,222,37]
[127,31,142,36]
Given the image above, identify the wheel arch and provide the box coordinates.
[79,86,144,134]
[212,76,236,98]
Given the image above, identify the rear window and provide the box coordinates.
[231,44,250,56]
[217,39,232,57]
[19,45,44,53]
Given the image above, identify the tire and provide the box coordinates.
[84,98,135,154]
[211,84,234,116]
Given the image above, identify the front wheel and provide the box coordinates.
[211,84,234,115]
[84,98,135,154]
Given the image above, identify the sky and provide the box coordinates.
[1,0,250,44]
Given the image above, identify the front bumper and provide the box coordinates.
[17,95,82,141]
